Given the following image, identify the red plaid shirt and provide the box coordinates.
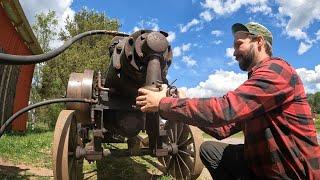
[159,57,320,179]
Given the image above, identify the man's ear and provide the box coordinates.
[257,35,264,47]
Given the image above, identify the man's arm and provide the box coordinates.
[158,62,295,127]
[200,122,242,140]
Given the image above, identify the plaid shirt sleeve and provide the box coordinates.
[159,61,295,127]
[159,58,320,178]
[199,122,242,140]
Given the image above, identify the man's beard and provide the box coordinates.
[238,44,255,71]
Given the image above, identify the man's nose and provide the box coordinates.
[233,49,237,57]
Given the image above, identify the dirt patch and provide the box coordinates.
[0,158,53,177]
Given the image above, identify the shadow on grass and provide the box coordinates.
[92,155,164,180]
[0,164,51,180]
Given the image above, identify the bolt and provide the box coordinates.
[128,37,134,46]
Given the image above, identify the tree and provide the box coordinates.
[307,92,320,114]
[32,10,58,52]
[313,92,320,114]
[30,10,58,129]
[38,9,120,128]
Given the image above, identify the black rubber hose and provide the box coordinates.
[0,98,94,138]
[0,30,128,65]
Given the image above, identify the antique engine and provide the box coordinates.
[0,30,204,180]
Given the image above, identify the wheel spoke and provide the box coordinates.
[177,153,191,175]
[162,157,167,168]
[177,123,184,143]
[166,156,173,171]
[178,149,195,158]
[178,137,193,147]
[174,123,177,143]
[172,156,176,178]
[160,122,204,180]
[169,129,174,143]
[176,156,184,179]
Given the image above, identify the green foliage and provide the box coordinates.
[315,115,320,130]
[307,92,320,113]
[29,11,59,130]
[30,9,120,130]
[32,10,58,53]
[40,9,120,99]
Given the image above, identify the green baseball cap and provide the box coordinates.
[232,22,273,45]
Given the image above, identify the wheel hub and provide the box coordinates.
[168,143,179,155]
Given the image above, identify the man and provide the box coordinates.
[136,22,320,179]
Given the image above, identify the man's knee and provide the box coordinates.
[199,141,227,167]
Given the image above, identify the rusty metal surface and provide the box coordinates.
[66,69,93,123]
[51,30,192,179]
[159,121,204,179]
[52,110,84,180]
[66,69,93,110]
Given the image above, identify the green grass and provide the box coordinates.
[0,130,172,179]
[1,119,318,179]
[0,130,53,169]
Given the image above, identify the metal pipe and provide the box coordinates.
[0,30,129,65]
[0,98,97,138]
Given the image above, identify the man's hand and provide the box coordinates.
[136,84,167,112]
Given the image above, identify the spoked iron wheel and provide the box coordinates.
[53,110,84,180]
[159,121,204,179]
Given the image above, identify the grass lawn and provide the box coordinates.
[0,117,318,179]
[0,129,172,179]
[0,130,53,169]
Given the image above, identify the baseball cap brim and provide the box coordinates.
[232,23,249,35]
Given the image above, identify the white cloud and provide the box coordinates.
[286,28,308,41]
[182,56,197,67]
[298,42,312,55]
[211,30,223,36]
[20,0,75,48]
[173,43,192,57]
[180,70,247,98]
[225,47,237,65]
[180,64,320,98]
[180,19,200,33]
[296,65,320,93]
[212,40,223,45]
[248,4,272,15]
[132,18,159,32]
[173,47,182,57]
[182,43,191,51]
[172,63,180,70]
[278,0,320,33]
[200,0,320,54]
[167,31,176,43]
[276,0,320,54]
[201,0,269,15]
[200,10,213,21]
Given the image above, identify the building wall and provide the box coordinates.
[0,5,35,131]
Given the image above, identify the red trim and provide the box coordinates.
[0,6,35,131]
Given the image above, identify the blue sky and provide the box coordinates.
[21,0,320,97]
